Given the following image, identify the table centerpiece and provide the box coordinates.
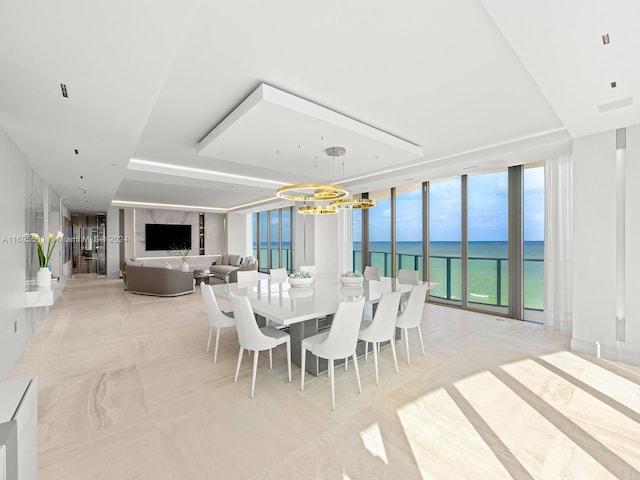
[341,271,363,286]
[288,271,313,287]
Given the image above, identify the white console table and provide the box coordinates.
[25,278,64,308]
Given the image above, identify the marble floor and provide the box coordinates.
[9,276,640,479]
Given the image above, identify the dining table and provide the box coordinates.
[210,272,440,375]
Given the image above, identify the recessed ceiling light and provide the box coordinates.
[60,83,68,98]
[74,149,79,155]
[463,165,479,170]
[403,178,415,182]
[611,81,617,88]
[602,33,610,45]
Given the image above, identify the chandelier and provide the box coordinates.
[276,146,376,214]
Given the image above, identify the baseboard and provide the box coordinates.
[571,337,640,366]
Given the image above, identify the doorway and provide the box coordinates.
[72,214,106,276]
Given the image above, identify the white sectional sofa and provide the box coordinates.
[208,254,259,283]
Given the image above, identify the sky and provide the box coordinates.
[363,166,545,242]
[255,166,546,244]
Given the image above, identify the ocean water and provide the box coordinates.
[255,240,544,310]
[355,241,544,311]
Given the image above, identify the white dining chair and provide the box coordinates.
[398,269,419,285]
[269,268,288,283]
[358,291,402,386]
[301,298,365,411]
[230,293,291,398]
[265,268,288,326]
[397,269,419,311]
[395,284,429,365]
[236,270,259,283]
[363,266,380,281]
[299,265,317,276]
[201,283,235,364]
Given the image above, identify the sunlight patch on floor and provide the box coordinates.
[502,358,640,472]
[541,351,640,414]
[454,370,616,479]
[359,422,389,465]
[397,387,511,479]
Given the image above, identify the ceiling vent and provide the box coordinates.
[598,97,633,113]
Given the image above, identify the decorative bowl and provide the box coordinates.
[340,276,363,286]
[288,276,313,288]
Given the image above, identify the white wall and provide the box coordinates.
[0,127,64,379]
[227,213,252,257]
[204,212,225,255]
[0,126,27,379]
[572,126,640,365]
[294,212,339,274]
[622,124,640,362]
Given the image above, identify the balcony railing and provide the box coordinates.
[258,247,292,272]
[353,249,543,311]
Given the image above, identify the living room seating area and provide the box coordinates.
[122,254,259,296]
[209,254,258,283]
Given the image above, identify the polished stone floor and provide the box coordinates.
[9,276,640,479]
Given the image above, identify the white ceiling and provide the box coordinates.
[0,0,638,214]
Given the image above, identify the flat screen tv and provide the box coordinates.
[145,224,192,251]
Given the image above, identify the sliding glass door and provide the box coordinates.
[396,184,423,277]
[467,170,509,314]
[429,177,462,304]
[523,164,545,322]
[368,189,392,276]
[253,207,294,273]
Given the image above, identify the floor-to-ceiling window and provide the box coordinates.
[429,177,462,303]
[252,214,258,258]
[253,207,294,273]
[395,184,423,277]
[523,163,545,322]
[352,207,362,272]
[368,189,392,276]
[269,159,544,321]
[258,211,268,270]
[269,210,280,268]
[467,170,509,314]
[282,208,292,271]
